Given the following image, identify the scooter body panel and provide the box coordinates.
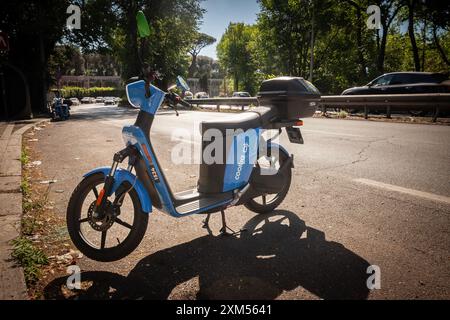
[223,128,261,192]
[122,125,234,217]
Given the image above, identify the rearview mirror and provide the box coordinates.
[136,11,151,38]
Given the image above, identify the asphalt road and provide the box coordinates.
[33,104,449,300]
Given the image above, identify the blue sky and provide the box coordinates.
[199,0,260,59]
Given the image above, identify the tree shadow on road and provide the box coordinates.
[66,106,139,122]
[44,210,371,300]
[67,106,187,123]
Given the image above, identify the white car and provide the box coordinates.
[184,91,194,100]
[232,92,251,97]
[195,92,209,99]
[104,97,116,105]
[69,98,81,106]
[95,97,104,103]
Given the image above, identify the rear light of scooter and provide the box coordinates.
[295,120,304,127]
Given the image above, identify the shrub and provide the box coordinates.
[338,110,349,119]
[61,86,125,99]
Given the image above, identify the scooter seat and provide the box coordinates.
[200,107,277,135]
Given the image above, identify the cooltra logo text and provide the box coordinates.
[235,143,250,181]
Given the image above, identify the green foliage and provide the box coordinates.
[60,87,125,98]
[20,148,30,166]
[188,33,217,77]
[338,110,349,119]
[216,0,450,95]
[0,0,73,114]
[11,237,49,285]
[21,179,30,198]
[217,23,260,94]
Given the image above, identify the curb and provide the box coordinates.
[0,119,49,300]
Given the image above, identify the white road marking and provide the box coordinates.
[354,178,450,205]
[302,129,365,138]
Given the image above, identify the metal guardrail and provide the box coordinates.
[320,94,450,122]
[189,93,450,122]
[189,97,257,111]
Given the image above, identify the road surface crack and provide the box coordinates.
[314,137,393,172]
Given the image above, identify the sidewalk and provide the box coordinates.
[0,119,47,300]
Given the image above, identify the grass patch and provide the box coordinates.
[21,179,30,197]
[11,237,49,285]
[21,206,43,236]
[20,147,30,166]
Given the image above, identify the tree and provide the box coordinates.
[68,0,204,85]
[0,0,71,117]
[188,33,216,77]
[374,0,403,74]
[217,23,258,93]
[419,0,450,67]
[404,0,421,71]
[343,1,368,78]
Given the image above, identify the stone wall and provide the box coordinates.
[187,78,224,97]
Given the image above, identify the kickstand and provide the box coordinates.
[203,213,213,235]
[203,211,247,236]
[219,210,246,236]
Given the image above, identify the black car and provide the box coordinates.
[342,72,449,116]
[342,72,449,95]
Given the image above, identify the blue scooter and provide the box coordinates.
[66,12,320,262]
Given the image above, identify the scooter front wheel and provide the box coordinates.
[67,173,148,262]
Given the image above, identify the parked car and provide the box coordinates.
[81,97,96,104]
[184,91,194,100]
[95,97,104,103]
[81,97,91,104]
[104,97,116,105]
[342,72,449,95]
[195,92,209,99]
[69,98,81,106]
[232,91,251,97]
[342,72,450,116]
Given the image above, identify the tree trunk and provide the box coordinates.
[375,2,402,75]
[421,22,427,72]
[234,75,239,92]
[123,0,140,79]
[345,0,367,78]
[408,1,421,71]
[188,54,197,78]
[377,26,388,74]
[355,8,367,78]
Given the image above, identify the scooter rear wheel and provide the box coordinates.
[67,173,148,262]
[244,150,292,214]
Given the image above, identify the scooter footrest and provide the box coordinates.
[176,193,232,215]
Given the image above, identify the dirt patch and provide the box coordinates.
[17,124,81,299]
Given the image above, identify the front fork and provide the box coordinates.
[94,146,138,217]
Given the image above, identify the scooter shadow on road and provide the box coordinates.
[44,210,371,300]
